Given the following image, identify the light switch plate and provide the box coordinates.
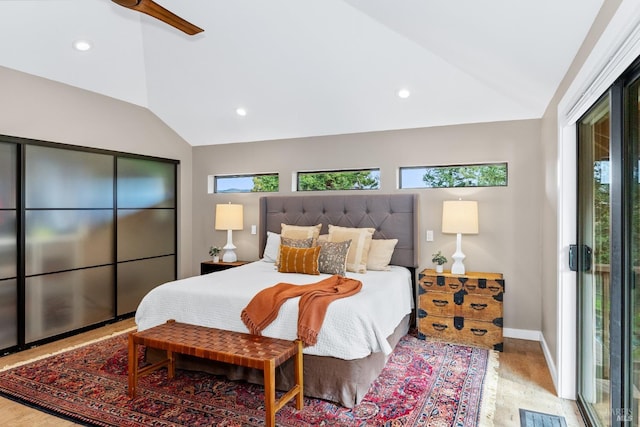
[426,230,434,241]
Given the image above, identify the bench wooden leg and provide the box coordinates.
[127,333,138,398]
[167,349,175,379]
[294,339,304,410]
[263,360,276,427]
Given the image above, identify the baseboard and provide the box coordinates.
[503,327,541,341]
[539,333,559,393]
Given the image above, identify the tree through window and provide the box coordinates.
[399,163,507,189]
[297,169,380,191]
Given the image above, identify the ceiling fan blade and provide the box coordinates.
[112,0,204,35]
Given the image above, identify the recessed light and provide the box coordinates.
[236,108,247,116]
[73,40,92,52]
[397,89,410,99]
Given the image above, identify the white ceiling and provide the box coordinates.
[0,0,604,146]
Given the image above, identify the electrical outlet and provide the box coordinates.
[251,225,257,235]
[426,230,434,242]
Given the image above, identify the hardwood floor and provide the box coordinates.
[0,321,585,426]
[495,338,585,426]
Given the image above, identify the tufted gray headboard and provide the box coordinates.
[259,193,419,268]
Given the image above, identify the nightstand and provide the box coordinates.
[417,269,505,351]
[200,260,250,275]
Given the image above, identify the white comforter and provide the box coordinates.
[135,261,413,360]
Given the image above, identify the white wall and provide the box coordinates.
[193,119,543,333]
[0,65,194,278]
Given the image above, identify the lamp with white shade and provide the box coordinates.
[215,203,244,262]
[442,200,478,275]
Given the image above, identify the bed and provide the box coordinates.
[135,193,419,408]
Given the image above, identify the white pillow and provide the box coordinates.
[262,231,281,263]
[367,239,398,271]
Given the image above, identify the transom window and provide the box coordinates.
[296,169,380,191]
[399,163,508,189]
[210,173,279,194]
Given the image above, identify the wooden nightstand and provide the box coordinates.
[200,260,250,275]
[417,269,505,351]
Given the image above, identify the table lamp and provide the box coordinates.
[215,203,244,262]
[442,200,478,275]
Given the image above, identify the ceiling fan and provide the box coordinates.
[112,0,204,35]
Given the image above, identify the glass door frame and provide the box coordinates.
[576,58,640,426]
[620,64,640,425]
[577,91,615,426]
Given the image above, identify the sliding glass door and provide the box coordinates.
[629,75,640,426]
[577,59,640,426]
[578,95,611,426]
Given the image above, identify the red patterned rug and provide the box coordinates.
[0,331,497,426]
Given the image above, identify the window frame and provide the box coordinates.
[209,172,280,194]
[295,168,381,192]
[399,162,508,189]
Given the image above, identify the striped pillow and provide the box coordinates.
[277,245,321,275]
[328,225,375,273]
[275,237,314,266]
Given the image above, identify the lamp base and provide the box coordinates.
[222,249,237,263]
[450,233,466,275]
[450,258,465,275]
[222,229,238,262]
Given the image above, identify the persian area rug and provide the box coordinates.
[0,332,498,426]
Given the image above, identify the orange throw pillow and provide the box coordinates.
[277,245,321,275]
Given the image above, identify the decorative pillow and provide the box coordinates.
[317,234,329,244]
[281,223,322,243]
[276,237,314,266]
[328,225,375,274]
[280,237,314,249]
[277,245,321,275]
[318,240,351,276]
[366,239,398,271]
[262,231,281,263]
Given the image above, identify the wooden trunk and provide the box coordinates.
[417,269,504,351]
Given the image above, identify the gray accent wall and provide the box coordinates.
[193,120,543,333]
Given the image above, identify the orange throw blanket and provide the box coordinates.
[240,275,362,346]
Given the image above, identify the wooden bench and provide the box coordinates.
[128,320,303,427]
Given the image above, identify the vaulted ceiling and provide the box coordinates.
[0,0,603,146]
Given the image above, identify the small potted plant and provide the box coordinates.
[209,246,221,262]
[431,251,447,273]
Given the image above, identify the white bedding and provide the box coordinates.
[135,261,413,360]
